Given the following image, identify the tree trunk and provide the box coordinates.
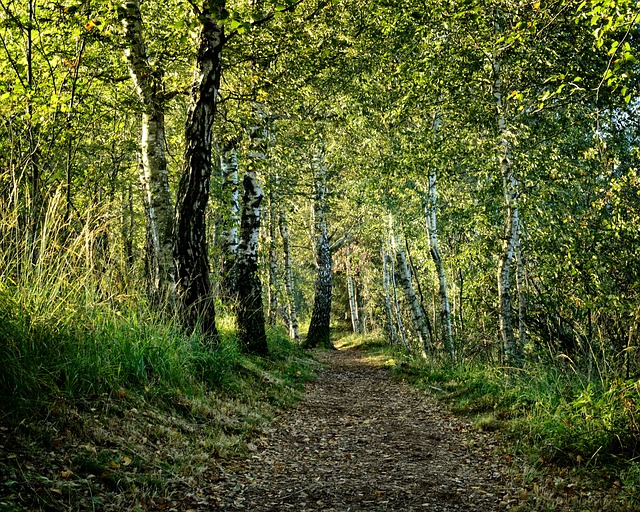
[236,166,268,354]
[122,0,175,309]
[266,193,279,326]
[492,56,522,365]
[279,210,301,344]
[390,217,431,356]
[218,146,239,301]
[381,247,398,345]
[346,247,362,334]
[305,150,333,349]
[174,1,224,340]
[426,162,455,359]
[516,230,526,358]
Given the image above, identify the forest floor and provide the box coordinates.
[1,341,631,511]
[207,346,517,511]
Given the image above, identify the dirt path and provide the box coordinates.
[209,349,514,511]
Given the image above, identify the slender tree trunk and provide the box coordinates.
[425,160,455,359]
[26,0,40,262]
[458,268,465,334]
[218,146,239,300]
[236,165,268,354]
[305,149,333,349]
[64,37,85,225]
[516,230,526,357]
[387,241,410,352]
[174,1,224,340]
[346,247,362,334]
[266,192,279,326]
[391,217,431,356]
[492,55,522,364]
[279,210,300,344]
[122,0,175,309]
[381,247,398,345]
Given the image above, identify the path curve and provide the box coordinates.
[211,349,512,511]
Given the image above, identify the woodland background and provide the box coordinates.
[1,0,640,507]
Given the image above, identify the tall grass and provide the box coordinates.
[0,188,310,413]
[350,332,640,473]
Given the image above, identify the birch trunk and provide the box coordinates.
[390,218,431,356]
[426,165,455,359]
[381,247,398,345]
[266,194,279,326]
[387,243,410,351]
[236,166,268,354]
[219,147,239,300]
[492,56,522,364]
[305,150,333,349]
[174,1,224,339]
[516,231,526,357]
[279,210,300,344]
[346,248,362,334]
[122,0,175,307]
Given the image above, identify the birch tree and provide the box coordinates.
[305,147,333,349]
[218,144,240,301]
[279,209,301,344]
[121,0,175,308]
[492,54,522,365]
[345,246,363,334]
[390,217,431,356]
[426,113,455,359]
[236,116,268,355]
[174,0,225,339]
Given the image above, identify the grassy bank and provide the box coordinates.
[0,286,319,511]
[340,332,640,511]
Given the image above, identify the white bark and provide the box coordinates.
[306,147,333,348]
[279,210,300,344]
[425,134,454,359]
[381,247,398,346]
[236,109,269,353]
[390,216,431,356]
[346,248,362,334]
[219,148,239,298]
[516,230,526,357]
[492,56,522,364]
[267,196,279,326]
[122,0,175,307]
[236,165,268,353]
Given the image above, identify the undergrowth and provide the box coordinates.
[0,198,320,510]
[347,332,640,510]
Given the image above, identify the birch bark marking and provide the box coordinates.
[390,217,431,356]
[426,116,454,359]
[516,230,526,357]
[236,165,268,354]
[174,0,224,339]
[346,247,362,334]
[279,210,300,344]
[122,0,175,308]
[266,192,279,326]
[305,150,333,349]
[381,247,398,345]
[492,56,521,364]
[219,147,240,300]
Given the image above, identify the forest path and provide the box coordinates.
[209,347,515,511]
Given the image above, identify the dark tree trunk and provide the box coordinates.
[174,0,224,340]
[306,226,332,348]
[236,169,268,355]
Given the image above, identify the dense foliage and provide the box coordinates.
[1,0,639,504]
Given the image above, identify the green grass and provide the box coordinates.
[348,332,640,509]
